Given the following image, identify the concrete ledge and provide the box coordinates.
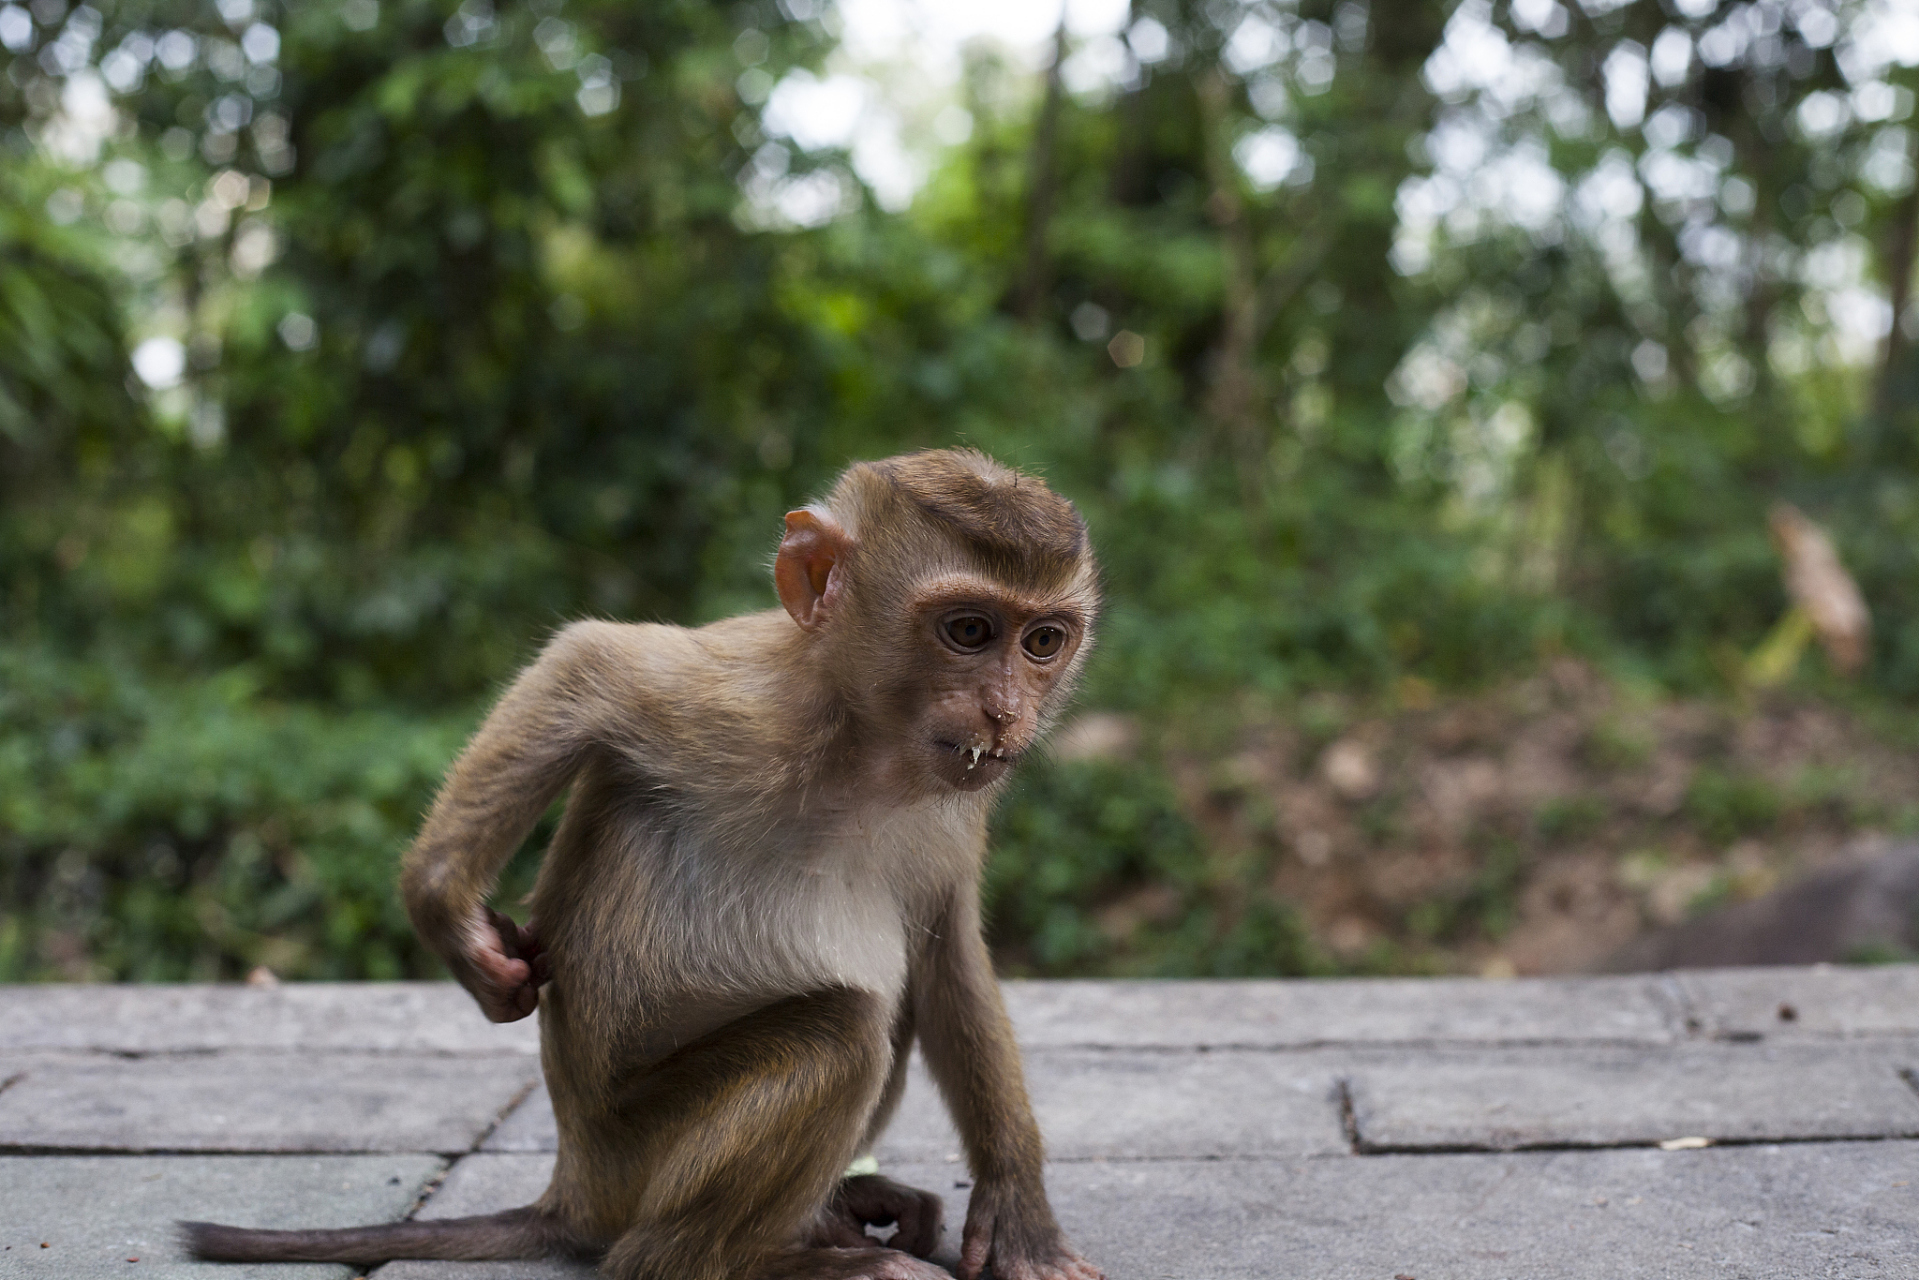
[6,968,1919,1278]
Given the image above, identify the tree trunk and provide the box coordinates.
[1014,21,1070,322]
[1875,172,1919,429]
[1197,67,1261,471]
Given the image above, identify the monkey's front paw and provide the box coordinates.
[461,907,551,1022]
[957,1182,1102,1280]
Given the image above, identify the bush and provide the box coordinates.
[988,756,1326,977]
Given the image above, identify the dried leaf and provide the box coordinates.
[1769,505,1870,675]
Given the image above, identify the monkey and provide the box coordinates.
[184,448,1106,1280]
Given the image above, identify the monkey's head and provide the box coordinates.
[775,449,1099,795]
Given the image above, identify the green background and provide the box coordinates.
[5,0,1918,980]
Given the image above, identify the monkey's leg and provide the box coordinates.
[860,999,917,1156]
[807,1005,943,1259]
[595,987,946,1280]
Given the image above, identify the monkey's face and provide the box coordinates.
[772,452,1101,798]
[902,580,1090,794]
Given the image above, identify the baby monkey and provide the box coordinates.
[186,449,1105,1280]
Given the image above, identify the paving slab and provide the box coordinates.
[876,1050,1348,1162]
[483,1049,1349,1162]
[1001,976,1678,1048]
[1047,1142,1919,1279]
[0,984,539,1057]
[1678,964,1919,1041]
[0,1054,538,1154]
[1347,1042,1919,1151]
[0,1153,444,1279]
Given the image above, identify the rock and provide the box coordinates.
[1597,843,1919,971]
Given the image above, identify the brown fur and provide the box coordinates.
[863,450,1089,590]
[184,450,1103,1280]
[181,1208,586,1265]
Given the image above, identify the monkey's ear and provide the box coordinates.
[775,509,851,631]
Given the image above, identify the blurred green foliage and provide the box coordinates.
[1684,765,1785,845]
[1404,836,1526,945]
[5,0,1919,978]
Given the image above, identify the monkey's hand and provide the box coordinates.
[456,906,551,1023]
[810,1175,943,1258]
[957,1179,1102,1280]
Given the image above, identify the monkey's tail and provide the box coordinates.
[180,1205,585,1265]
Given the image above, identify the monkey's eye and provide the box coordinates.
[1022,626,1066,659]
[943,615,995,650]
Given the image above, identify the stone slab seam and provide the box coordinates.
[1347,1129,1919,1156]
[1335,1079,1360,1155]
[402,1163,459,1224]
[468,1077,541,1154]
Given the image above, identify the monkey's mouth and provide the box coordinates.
[936,740,1017,781]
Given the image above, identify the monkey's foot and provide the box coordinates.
[809,1174,944,1257]
[759,1245,950,1280]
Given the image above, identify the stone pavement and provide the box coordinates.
[3,968,1918,1278]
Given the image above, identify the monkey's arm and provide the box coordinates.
[915,886,1102,1280]
[402,621,642,1022]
